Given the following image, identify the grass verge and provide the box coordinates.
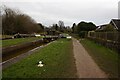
[2,37,42,47]
[80,39,118,78]
[2,39,77,78]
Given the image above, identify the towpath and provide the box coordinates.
[72,38,108,78]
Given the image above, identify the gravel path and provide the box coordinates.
[72,38,108,78]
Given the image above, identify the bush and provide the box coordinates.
[79,31,87,38]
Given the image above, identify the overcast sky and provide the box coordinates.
[1,0,120,27]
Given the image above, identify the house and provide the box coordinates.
[110,19,120,31]
[95,24,108,31]
[96,19,120,32]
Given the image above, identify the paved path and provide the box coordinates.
[72,38,108,78]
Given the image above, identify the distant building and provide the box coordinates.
[110,19,120,31]
[96,19,120,32]
[95,24,108,31]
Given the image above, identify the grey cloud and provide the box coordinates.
[1,0,119,26]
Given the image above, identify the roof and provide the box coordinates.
[111,19,120,31]
[95,24,108,31]
[95,19,120,31]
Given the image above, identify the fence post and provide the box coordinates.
[105,32,107,41]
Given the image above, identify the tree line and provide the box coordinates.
[2,6,97,37]
[71,21,97,38]
[2,6,44,35]
[49,21,71,33]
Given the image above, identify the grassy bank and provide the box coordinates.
[80,39,118,78]
[3,39,77,78]
[2,37,42,47]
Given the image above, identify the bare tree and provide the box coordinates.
[58,20,65,32]
[58,21,64,28]
[2,6,43,35]
[51,24,59,31]
[2,7,18,34]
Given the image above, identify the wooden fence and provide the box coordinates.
[87,31,120,52]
